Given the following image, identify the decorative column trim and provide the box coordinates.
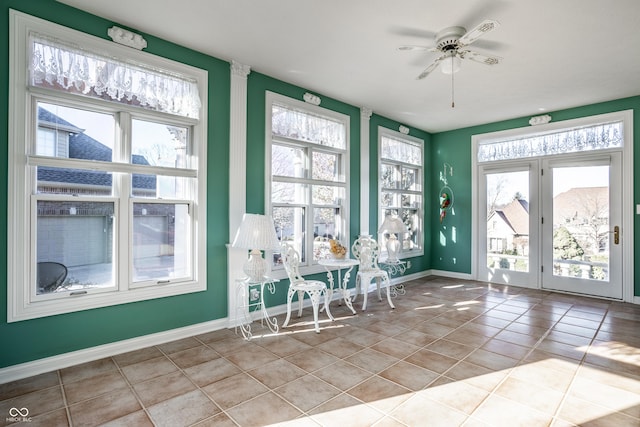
[228,60,250,328]
[360,107,373,236]
[231,60,251,78]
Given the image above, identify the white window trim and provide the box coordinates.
[8,10,208,322]
[265,91,350,279]
[378,127,425,260]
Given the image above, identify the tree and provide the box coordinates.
[553,226,584,260]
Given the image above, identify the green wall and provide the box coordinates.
[0,0,231,368]
[430,96,640,296]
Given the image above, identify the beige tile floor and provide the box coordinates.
[2,276,640,426]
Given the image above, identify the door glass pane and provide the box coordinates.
[36,200,114,294]
[552,166,609,281]
[132,203,191,282]
[486,171,530,272]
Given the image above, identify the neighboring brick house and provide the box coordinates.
[37,107,177,270]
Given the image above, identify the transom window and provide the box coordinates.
[378,128,424,258]
[267,93,349,271]
[477,121,623,162]
[8,11,208,321]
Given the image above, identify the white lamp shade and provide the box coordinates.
[378,216,407,234]
[232,214,280,282]
[232,214,280,251]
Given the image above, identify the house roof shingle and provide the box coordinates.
[37,107,155,191]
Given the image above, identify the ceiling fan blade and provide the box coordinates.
[398,45,437,52]
[458,19,500,46]
[416,55,447,79]
[459,49,502,65]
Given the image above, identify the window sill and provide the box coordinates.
[8,280,206,323]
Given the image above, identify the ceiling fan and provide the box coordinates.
[399,19,502,80]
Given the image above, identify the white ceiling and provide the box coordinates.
[57,0,640,133]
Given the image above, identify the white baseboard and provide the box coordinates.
[426,269,473,280]
[0,318,228,384]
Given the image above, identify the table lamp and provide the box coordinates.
[378,215,407,262]
[232,213,280,282]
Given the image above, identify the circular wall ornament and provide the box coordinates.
[439,186,454,223]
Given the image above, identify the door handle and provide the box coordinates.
[609,225,620,245]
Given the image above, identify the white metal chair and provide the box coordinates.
[351,236,395,311]
[281,244,334,333]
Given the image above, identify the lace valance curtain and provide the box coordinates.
[30,33,201,119]
[477,121,623,162]
[272,103,346,149]
[381,136,422,166]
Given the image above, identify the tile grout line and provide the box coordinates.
[550,302,611,425]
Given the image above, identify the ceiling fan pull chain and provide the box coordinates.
[451,56,455,108]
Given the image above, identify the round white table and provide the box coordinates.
[318,258,359,315]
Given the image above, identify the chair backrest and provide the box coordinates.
[281,243,305,284]
[37,261,68,292]
[351,236,381,272]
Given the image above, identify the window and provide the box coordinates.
[8,11,208,321]
[267,93,349,273]
[477,121,623,162]
[378,128,424,258]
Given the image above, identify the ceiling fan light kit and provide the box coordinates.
[441,51,461,75]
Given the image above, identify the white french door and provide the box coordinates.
[478,153,623,299]
[541,154,622,299]
[478,162,539,288]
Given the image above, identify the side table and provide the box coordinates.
[235,277,279,340]
[379,260,409,297]
[318,258,359,315]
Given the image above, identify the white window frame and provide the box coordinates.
[266,92,350,278]
[378,127,424,260]
[8,10,208,322]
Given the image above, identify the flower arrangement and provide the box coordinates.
[329,239,347,259]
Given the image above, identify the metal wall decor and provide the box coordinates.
[439,163,454,223]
